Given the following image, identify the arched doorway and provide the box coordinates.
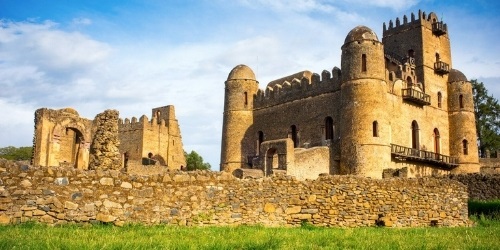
[58,127,85,168]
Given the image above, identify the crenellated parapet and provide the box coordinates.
[383,10,447,38]
[254,67,341,109]
[118,115,168,132]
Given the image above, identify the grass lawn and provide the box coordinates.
[0,219,499,250]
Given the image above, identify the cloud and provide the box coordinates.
[340,0,421,11]
[72,18,92,26]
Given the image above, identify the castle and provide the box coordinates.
[32,105,186,171]
[220,10,480,180]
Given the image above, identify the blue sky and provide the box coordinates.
[1,0,499,169]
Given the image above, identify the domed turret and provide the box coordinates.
[344,26,379,44]
[227,64,256,81]
[339,26,389,178]
[221,64,259,173]
[448,69,467,82]
[448,68,479,173]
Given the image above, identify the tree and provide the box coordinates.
[0,146,33,161]
[472,80,500,157]
[184,150,211,171]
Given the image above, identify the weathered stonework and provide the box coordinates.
[89,110,121,170]
[0,161,472,227]
[32,105,186,172]
[220,10,480,180]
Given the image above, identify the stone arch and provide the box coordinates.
[411,120,419,150]
[324,117,334,141]
[433,128,440,154]
[259,139,294,177]
[51,120,90,169]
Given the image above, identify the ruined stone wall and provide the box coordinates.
[89,110,121,170]
[448,174,500,201]
[0,161,469,227]
[291,147,331,180]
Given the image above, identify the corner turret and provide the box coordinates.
[448,69,480,173]
[220,64,259,173]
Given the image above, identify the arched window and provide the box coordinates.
[459,94,464,109]
[435,53,440,63]
[462,139,468,155]
[408,49,415,58]
[257,131,264,155]
[433,128,440,154]
[325,117,334,141]
[361,54,367,72]
[411,121,419,150]
[373,121,379,137]
[406,76,413,87]
[244,92,248,106]
[290,125,298,148]
[437,92,442,108]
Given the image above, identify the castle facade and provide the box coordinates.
[220,10,480,179]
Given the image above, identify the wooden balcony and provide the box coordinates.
[432,22,447,36]
[402,88,431,106]
[434,61,450,74]
[391,144,458,169]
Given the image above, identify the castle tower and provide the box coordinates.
[448,69,480,173]
[340,26,390,178]
[383,11,451,92]
[220,64,259,173]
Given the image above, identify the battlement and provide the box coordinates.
[118,115,168,131]
[383,10,447,38]
[254,67,341,109]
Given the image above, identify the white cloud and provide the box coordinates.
[340,0,421,11]
[72,18,92,26]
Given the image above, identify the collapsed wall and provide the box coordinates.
[0,161,469,227]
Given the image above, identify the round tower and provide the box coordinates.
[447,69,480,173]
[340,26,390,178]
[220,64,259,173]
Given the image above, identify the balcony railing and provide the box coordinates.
[434,61,450,74]
[402,88,431,106]
[432,22,447,36]
[391,144,458,169]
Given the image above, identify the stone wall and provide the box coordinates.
[89,110,121,170]
[0,160,469,227]
[448,174,500,201]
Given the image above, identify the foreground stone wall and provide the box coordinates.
[0,160,469,227]
[448,174,500,200]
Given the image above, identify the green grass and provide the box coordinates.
[0,221,499,250]
[0,200,498,249]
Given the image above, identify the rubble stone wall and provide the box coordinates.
[0,162,469,227]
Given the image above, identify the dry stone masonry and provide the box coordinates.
[0,160,471,227]
[89,110,121,170]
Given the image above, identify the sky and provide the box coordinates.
[0,0,499,170]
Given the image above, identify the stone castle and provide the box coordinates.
[220,10,480,180]
[32,105,186,171]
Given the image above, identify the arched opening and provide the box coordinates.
[265,148,278,176]
[462,139,468,155]
[244,92,248,106]
[411,121,419,150]
[361,54,367,72]
[433,128,440,154]
[408,49,415,58]
[256,131,264,155]
[58,127,84,168]
[459,94,464,109]
[373,121,379,137]
[406,76,413,87]
[435,53,440,63]
[290,125,299,148]
[325,117,334,141]
[437,92,442,108]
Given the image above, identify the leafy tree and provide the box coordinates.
[184,150,211,171]
[472,80,500,157]
[0,146,33,161]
